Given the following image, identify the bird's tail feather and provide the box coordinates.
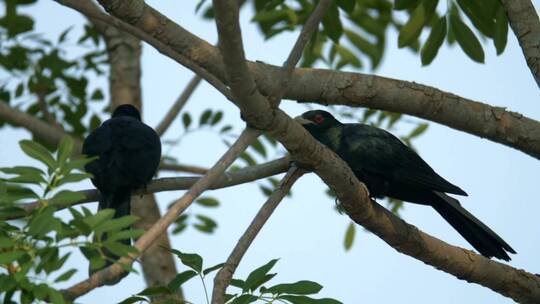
[431,191,515,261]
[89,190,131,283]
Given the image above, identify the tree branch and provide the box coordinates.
[6,157,289,220]
[56,0,540,301]
[196,1,540,301]
[212,0,274,126]
[500,0,540,87]
[0,102,82,151]
[155,75,202,136]
[60,128,260,300]
[159,161,208,174]
[57,0,540,160]
[212,166,305,304]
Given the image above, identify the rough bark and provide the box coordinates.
[70,0,540,160]
[501,0,540,87]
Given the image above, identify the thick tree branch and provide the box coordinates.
[212,166,305,304]
[155,75,202,136]
[212,0,273,125]
[0,102,82,151]
[201,1,540,302]
[500,0,540,87]
[55,0,540,301]
[57,0,540,160]
[61,128,260,300]
[6,157,289,220]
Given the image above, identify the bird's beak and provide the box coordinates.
[294,115,314,125]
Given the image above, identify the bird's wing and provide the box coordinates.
[340,124,466,195]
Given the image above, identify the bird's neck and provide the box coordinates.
[318,125,342,150]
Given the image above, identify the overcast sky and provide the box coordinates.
[2,1,540,303]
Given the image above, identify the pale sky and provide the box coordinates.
[1,1,540,303]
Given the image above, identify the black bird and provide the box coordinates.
[296,110,515,261]
[83,104,161,275]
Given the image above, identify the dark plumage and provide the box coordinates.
[83,104,161,276]
[296,110,515,261]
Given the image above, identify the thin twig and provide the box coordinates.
[212,166,305,304]
[6,156,288,220]
[276,0,332,98]
[60,128,260,301]
[55,0,233,101]
[155,75,203,136]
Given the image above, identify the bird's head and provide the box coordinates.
[112,104,141,121]
[294,110,341,133]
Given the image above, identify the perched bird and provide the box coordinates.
[296,110,515,261]
[83,104,161,276]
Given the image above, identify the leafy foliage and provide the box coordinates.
[0,7,107,137]
[120,253,342,304]
[0,137,142,303]
[196,0,508,68]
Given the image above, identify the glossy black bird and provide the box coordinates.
[296,110,515,261]
[83,104,161,275]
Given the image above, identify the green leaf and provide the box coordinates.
[107,229,144,241]
[199,109,212,125]
[48,288,65,304]
[0,250,25,264]
[56,173,92,187]
[118,296,149,304]
[456,0,494,37]
[409,123,429,138]
[266,280,323,295]
[450,13,485,63]
[203,262,225,275]
[398,0,437,48]
[196,197,219,207]
[27,206,60,237]
[95,215,138,234]
[394,0,420,10]
[211,111,223,125]
[344,222,355,251]
[182,112,192,129]
[493,7,508,55]
[84,208,115,229]
[193,214,217,234]
[345,30,382,69]
[169,249,203,273]
[54,268,77,283]
[0,14,34,37]
[334,45,362,69]
[168,270,197,291]
[251,138,267,158]
[19,140,56,171]
[279,295,342,304]
[57,136,74,167]
[322,3,343,42]
[90,89,104,100]
[230,294,258,304]
[421,16,447,65]
[0,166,45,184]
[243,259,278,292]
[230,278,245,288]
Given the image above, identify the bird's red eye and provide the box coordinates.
[314,114,324,124]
